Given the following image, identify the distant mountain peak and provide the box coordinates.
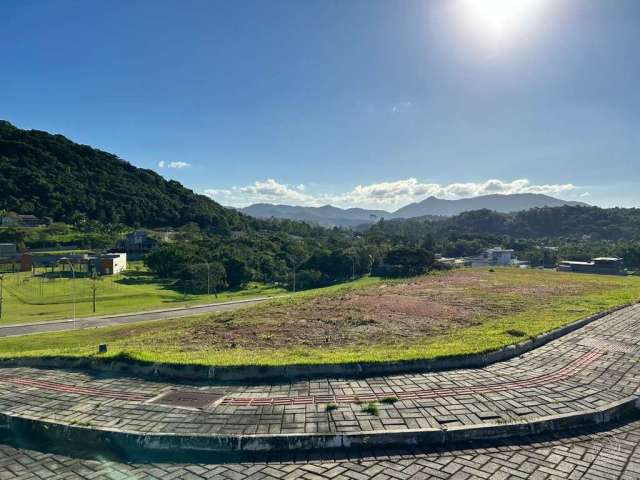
[240,193,588,227]
[390,193,588,219]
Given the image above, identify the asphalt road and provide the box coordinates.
[0,297,270,338]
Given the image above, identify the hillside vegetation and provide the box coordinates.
[371,206,640,241]
[0,121,244,232]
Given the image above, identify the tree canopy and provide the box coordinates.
[0,120,246,232]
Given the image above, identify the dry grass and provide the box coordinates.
[179,269,597,349]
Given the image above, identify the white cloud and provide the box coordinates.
[391,101,414,114]
[205,177,577,210]
[238,179,312,203]
[205,179,315,206]
[158,161,191,169]
[204,188,232,196]
[580,192,591,198]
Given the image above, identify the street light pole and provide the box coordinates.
[92,273,97,313]
[65,260,76,329]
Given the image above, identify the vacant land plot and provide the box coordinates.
[0,263,284,325]
[1,269,639,366]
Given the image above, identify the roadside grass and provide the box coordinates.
[1,269,639,366]
[0,262,286,325]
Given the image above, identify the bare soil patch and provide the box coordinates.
[182,269,596,350]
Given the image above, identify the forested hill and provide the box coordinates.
[367,206,640,241]
[0,121,245,232]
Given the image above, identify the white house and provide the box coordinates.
[467,247,517,267]
[486,247,516,266]
[98,253,127,275]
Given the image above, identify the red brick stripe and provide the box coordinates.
[0,350,602,406]
[0,376,151,401]
[220,350,603,407]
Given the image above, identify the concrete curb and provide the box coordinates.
[0,396,637,455]
[0,302,635,382]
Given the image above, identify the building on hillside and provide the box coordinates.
[0,214,48,228]
[97,253,127,275]
[153,229,176,242]
[0,243,16,258]
[124,230,174,254]
[125,230,157,254]
[557,257,627,276]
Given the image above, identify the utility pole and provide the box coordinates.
[65,260,76,329]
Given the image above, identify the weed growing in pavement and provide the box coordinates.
[362,402,379,415]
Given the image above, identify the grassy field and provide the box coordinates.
[1,268,639,366]
[0,262,285,325]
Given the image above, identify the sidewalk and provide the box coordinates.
[0,305,639,453]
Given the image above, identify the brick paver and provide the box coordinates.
[0,416,639,478]
[0,305,639,439]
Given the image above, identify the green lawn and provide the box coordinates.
[1,269,639,367]
[0,262,285,325]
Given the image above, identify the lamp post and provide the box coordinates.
[65,260,76,329]
[91,273,97,313]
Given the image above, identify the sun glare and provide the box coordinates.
[458,0,545,46]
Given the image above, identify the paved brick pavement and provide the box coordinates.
[0,304,639,440]
[0,416,639,478]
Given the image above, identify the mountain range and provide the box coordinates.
[240,204,390,228]
[241,194,588,227]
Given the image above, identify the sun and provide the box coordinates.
[458,0,546,45]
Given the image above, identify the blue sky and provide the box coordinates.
[2,0,639,211]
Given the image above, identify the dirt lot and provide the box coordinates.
[182,269,596,350]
